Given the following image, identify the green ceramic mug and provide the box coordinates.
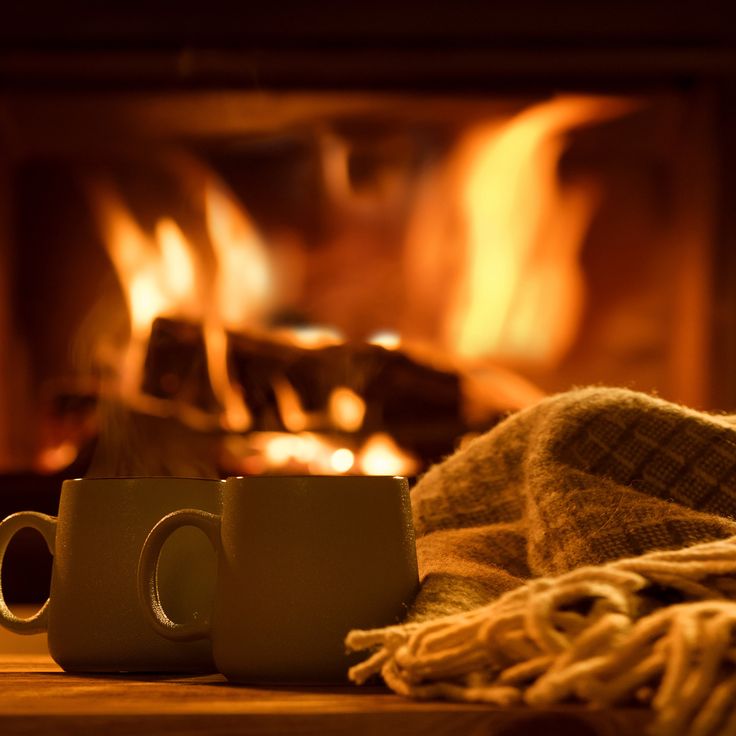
[0,477,222,672]
[138,475,419,682]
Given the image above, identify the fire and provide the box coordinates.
[202,174,274,430]
[90,96,629,477]
[230,432,346,475]
[328,387,366,432]
[205,177,272,330]
[405,95,635,367]
[262,433,316,467]
[274,325,344,349]
[272,376,310,433]
[203,323,252,432]
[90,184,203,397]
[92,169,420,476]
[93,192,201,341]
[330,447,355,474]
[357,433,418,476]
[367,330,401,350]
[155,218,197,304]
[36,441,78,474]
[224,431,416,477]
[90,175,269,430]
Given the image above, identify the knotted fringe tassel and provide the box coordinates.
[346,536,736,736]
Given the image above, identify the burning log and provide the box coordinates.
[227,332,461,416]
[137,317,474,467]
[37,316,530,477]
[141,317,218,413]
[227,331,466,461]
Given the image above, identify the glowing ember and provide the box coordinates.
[36,441,78,473]
[252,431,341,474]
[223,430,417,477]
[263,433,304,466]
[272,376,310,433]
[328,387,366,432]
[367,330,401,350]
[358,433,418,476]
[330,447,355,474]
[275,325,344,349]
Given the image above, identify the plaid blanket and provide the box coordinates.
[347,387,736,736]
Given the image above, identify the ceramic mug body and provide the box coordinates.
[139,475,419,682]
[0,477,223,672]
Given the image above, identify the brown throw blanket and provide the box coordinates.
[346,387,736,736]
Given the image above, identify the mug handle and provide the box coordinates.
[0,511,57,634]
[138,508,221,642]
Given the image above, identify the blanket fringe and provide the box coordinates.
[346,536,736,736]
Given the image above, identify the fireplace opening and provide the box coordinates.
[1,3,735,618]
[0,88,721,483]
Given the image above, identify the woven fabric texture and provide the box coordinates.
[408,386,736,621]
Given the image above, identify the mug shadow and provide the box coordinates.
[50,670,390,694]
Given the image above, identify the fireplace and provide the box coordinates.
[1,4,735,600]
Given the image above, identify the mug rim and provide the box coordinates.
[66,476,225,482]
[226,475,407,480]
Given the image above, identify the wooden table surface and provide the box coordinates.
[0,654,650,735]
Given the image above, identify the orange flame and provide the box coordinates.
[93,189,201,341]
[274,325,344,349]
[272,376,310,433]
[367,330,401,350]
[203,323,252,431]
[329,447,355,473]
[155,218,197,305]
[358,433,418,476]
[91,185,202,397]
[328,387,366,432]
[202,174,273,430]
[205,177,272,330]
[92,96,622,477]
[91,175,272,430]
[225,430,416,476]
[36,441,78,474]
[242,432,350,475]
[405,95,635,367]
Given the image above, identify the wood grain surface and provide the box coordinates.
[0,654,650,736]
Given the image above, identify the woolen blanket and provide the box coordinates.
[347,387,736,736]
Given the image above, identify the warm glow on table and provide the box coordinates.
[0,654,649,736]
